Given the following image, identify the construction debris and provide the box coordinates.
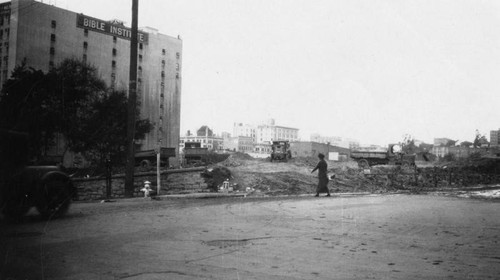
[205,153,500,196]
[200,166,232,192]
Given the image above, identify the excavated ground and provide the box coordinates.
[209,153,500,197]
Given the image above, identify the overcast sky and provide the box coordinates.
[28,1,500,145]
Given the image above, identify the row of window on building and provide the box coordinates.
[0,19,8,82]
[47,19,182,81]
[0,14,10,26]
[0,28,9,41]
[0,42,8,64]
[181,139,217,144]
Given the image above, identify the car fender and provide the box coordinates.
[40,171,76,198]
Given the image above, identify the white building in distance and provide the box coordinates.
[256,119,299,144]
[233,123,256,142]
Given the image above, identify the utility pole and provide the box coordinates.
[157,81,163,196]
[125,0,139,197]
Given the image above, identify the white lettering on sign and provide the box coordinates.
[77,14,148,43]
[83,18,105,31]
[110,25,132,38]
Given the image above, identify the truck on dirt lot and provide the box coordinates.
[135,147,176,169]
[183,142,208,165]
[351,144,415,169]
[270,141,292,162]
[0,129,75,220]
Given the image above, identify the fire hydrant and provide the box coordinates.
[222,179,229,189]
[141,181,153,198]
[221,179,232,192]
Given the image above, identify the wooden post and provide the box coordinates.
[433,167,438,188]
[157,151,160,195]
[448,169,452,186]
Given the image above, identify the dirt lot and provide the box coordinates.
[2,154,499,279]
[1,194,499,279]
[205,153,500,198]
[216,153,374,195]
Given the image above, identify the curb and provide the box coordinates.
[158,193,247,199]
[86,191,382,204]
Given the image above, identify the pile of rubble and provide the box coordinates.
[220,152,255,167]
[204,153,500,196]
[211,154,399,196]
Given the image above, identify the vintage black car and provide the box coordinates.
[0,129,75,220]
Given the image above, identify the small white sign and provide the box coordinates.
[329,152,339,161]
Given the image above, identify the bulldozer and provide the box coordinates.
[0,129,75,220]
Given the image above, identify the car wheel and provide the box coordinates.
[36,179,72,219]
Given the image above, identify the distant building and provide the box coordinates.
[490,129,499,147]
[232,119,299,144]
[180,127,223,151]
[432,135,488,158]
[233,123,256,141]
[220,131,231,139]
[197,125,213,137]
[431,146,448,158]
[434,138,454,146]
[179,135,223,151]
[310,133,359,149]
[431,146,482,159]
[256,119,299,144]
[225,136,253,153]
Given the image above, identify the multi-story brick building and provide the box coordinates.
[225,136,254,153]
[1,0,182,159]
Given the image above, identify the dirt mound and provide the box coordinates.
[212,156,393,196]
[219,152,259,167]
[230,171,316,195]
[230,152,255,160]
[206,154,500,196]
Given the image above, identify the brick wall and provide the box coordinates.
[73,167,208,201]
[290,141,351,159]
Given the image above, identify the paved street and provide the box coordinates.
[1,194,500,279]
